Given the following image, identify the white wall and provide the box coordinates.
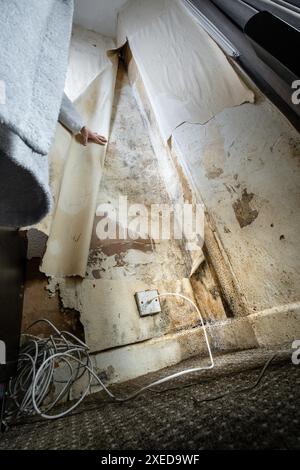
[73,0,128,38]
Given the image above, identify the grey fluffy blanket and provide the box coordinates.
[0,0,74,227]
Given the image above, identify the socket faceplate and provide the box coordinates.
[135,290,161,317]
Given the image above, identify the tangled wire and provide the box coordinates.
[7,319,94,420]
[6,293,214,421]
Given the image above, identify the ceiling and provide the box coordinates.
[73,0,128,38]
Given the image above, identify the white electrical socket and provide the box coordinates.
[135,290,161,317]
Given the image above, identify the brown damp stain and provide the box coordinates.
[190,260,227,322]
[232,189,259,228]
[90,215,155,255]
[23,258,84,340]
[206,166,224,180]
[288,137,300,166]
[201,126,226,180]
[99,238,154,257]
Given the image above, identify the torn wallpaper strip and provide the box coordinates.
[65,25,114,102]
[117,0,254,142]
[33,27,118,277]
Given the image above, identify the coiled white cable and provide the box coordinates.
[8,293,214,420]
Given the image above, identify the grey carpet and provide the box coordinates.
[0,355,299,450]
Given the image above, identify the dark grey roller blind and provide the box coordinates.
[243,0,300,29]
[211,0,257,28]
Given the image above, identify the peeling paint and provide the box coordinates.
[57,278,201,353]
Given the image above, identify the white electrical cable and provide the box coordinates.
[7,293,214,421]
